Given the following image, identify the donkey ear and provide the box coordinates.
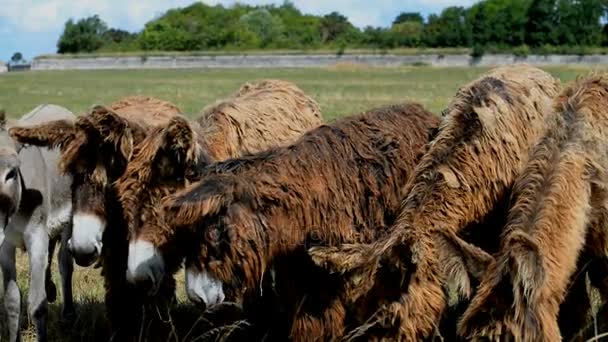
[118,129,134,161]
[435,229,494,300]
[88,105,128,136]
[9,120,77,149]
[309,243,377,275]
[163,116,203,166]
[88,105,135,160]
[162,177,235,228]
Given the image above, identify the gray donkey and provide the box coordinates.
[0,105,75,342]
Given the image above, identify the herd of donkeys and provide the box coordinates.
[0,65,607,341]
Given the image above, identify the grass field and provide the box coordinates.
[0,65,607,341]
[2,65,606,121]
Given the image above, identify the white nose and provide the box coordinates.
[70,213,104,266]
[126,240,165,294]
[185,267,225,306]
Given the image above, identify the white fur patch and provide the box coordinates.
[70,212,104,255]
[126,240,165,289]
[185,266,225,306]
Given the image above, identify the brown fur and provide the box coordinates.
[160,103,439,341]
[106,95,182,126]
[458,74,608,341]
[195,79,322,161]
[8,96,180,340]
[109,80,320,339]
[309,65,561,341]
[116,79,322,254]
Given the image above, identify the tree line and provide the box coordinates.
[57,0,608,55]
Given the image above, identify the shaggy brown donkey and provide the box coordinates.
[159,103,439,341]
[308,65,561,341]
[458,75,608,341]
[115,79,322,297]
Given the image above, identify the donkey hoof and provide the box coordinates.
[46,281,57,303]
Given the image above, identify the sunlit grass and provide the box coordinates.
[1,65,607,341]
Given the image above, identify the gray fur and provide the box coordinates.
[0,105,75,342]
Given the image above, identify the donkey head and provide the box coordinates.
[120,116,212,291]
[67,106,147,266]
[0,109,43,245]
[159,174,265,308]
[10,105,145,266]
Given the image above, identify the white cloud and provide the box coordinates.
[0,0,195,33]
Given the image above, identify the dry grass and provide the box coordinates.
[2,65,608,341]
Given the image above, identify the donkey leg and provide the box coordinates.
[58,223,75,322]
[1,242,21,342]
[557,251,592,342]
[580,204,608,338]
[25,228,49,342]
[45,237,57,303]
[460,161,592,341]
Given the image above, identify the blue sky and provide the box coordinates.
[0,0,478,62]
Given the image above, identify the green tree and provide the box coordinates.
[139,21,191,50]
[424,7,470,47]
[10,52,23,63]
[391,21,423,47]
[525,0,557,46]
[270,2,322,48]
[102,29,135,43]
[320,12,355,43]
[555,0,603,46]
[57,15,108,53]
[239,9,285,47]
[361,26,393,48]
[393,12,424,25]
[468,0,530,47]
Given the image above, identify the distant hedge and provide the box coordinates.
[57,0,608,54]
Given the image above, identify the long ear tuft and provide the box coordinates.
[161,176,236,228]
[309,243,381,304]
[309,243,377,274]
[165,116,197,163]
[88,105,135,160]
[436,229,494,300]
[9,120,77,149]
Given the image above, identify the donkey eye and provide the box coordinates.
[5,169,17,182]
[206,228,220,243]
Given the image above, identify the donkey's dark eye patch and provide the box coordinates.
[5,169,17,182]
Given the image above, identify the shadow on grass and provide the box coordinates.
[0,298,252,342]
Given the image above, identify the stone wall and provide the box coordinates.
[30,54,608,70]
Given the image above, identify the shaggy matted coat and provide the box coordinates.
[115,79,322,299]
[308,65,561,341]
[458,75,608,342]
[8,97,181,340]
[160,103,439,341]
[101,80,321,338]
